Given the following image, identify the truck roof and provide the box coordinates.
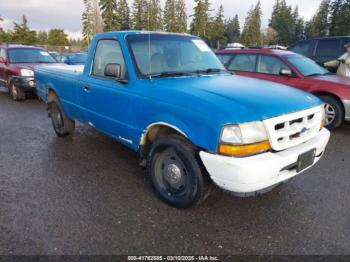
[94,30,192,39]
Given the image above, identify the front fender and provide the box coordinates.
[141,112,221,153]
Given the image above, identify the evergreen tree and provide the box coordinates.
[37,31,48,44]
[47,29,70,46]
[210,5,226,48]
[0,16,7,42]
[99,0,119,31]
[241,1,262,46]
[82,0,94,43]
[164,0,187,33]
[291,6,305,43]
[308,0,330,37]
[269,0,294,45]
[190,0,211,39]
[11,15,37,44]
[82,0,103,44]
[164,0,177,32]
[330,0,350,36]
[132,0,148,30]
[147,0,163,31]
[225,15,240,43]
[175,0,187,33]
[329,0,343,36]
[117,0,131,30]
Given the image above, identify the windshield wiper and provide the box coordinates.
[146,71,191,78]
[191,68,229,75]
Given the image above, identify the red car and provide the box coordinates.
[0,44,56,101]
[216,48,350,129]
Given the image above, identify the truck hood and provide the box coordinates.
[150,74,321,124]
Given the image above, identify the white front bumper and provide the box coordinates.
[200,128,330,196]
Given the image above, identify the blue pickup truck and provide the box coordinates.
[35,31,330,208]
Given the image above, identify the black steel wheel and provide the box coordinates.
[147,135,210,208]
[50,98,75,137]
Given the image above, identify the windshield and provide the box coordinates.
[66,53,88,64]
[127,34,225,78]
[8,48,56,63]
[285,54,329,77]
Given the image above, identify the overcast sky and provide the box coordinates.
[0,0,321,39]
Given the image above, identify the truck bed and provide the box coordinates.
[35,64,84,103]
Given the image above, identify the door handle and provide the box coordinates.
[83,84,91,92]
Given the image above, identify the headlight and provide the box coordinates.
[220,122,268,144]
[20,69,34,77]
[219,121,271,157]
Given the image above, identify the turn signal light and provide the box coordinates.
[219,141,271,157]
[320,119,325,129]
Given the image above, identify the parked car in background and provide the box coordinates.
[56,52,88,65]
[216,48,350,129]
[268,45,287,50]
[35,31,330,208]
[288,36,350,72]
[225,43,245,50]
[48,51,59,61]
[0,44,57,101]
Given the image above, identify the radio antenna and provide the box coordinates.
[148,0,152,80]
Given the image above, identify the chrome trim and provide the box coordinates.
[342,99,350,121]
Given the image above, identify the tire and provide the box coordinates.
[9,82,26,101]
[319,95,344,130]
[50,98,75,137]
[147,135,210,208]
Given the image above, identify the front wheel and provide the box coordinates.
[9,83,26,101]
[147,135,210,208]
[50,98,75,137]
[319,95,344,130]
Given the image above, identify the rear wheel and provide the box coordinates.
[9,83,26,101]
[147,135,210,208]
[319,95,344,130]
[51,98,75,137]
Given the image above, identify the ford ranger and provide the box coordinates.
[35,31,330,208]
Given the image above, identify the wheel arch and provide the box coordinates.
[139,122,192,166]
[313,91,345,115]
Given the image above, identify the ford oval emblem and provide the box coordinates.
[300,127,308,134]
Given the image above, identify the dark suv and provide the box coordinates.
[0,44,56,101]
[288,36,350,71]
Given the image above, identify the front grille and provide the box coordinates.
[263,106,323,151]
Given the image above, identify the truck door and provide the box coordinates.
[79,39,135,146]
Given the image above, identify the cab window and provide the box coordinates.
[257,55,290,75]
[92,39,127,79]
[227,54,257,72]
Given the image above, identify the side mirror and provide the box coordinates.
[280,68,293,77]
[104,63,122,79]
[0,57,8,64]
